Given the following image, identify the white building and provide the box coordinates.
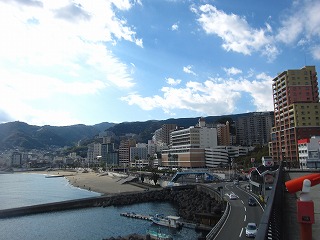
[298,136,320,169]
[87,143,102,164]
[147,140,156,157]
[162,118,218,168]
[205,147,229,168]
[204,145,254,168]
[170,126,217,150]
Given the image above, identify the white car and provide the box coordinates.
[229,193,238,200]
[245,223,258,238]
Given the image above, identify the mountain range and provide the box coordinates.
[0,112,266,150]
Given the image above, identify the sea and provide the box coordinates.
[0,173,204,240]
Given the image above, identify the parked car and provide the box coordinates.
[248,197,257,206]
[245,223,258,238]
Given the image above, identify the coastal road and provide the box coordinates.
[212,182,264,240]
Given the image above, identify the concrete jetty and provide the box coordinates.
[0,195,107,218]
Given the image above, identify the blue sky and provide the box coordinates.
[0,0,320,126]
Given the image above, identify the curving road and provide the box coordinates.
[212,182,264,239]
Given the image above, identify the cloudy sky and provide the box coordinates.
[0,0,320,126]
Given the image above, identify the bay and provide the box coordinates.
[0,173,203,240]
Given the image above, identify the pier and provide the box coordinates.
[120,212,152,221]
[119,212,208,231]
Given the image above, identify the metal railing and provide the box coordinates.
[206,202,230,240]
[255,164,285,240]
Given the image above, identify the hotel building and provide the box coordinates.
[161,118,217,168]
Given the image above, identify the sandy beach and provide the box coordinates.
[32,170,146,195]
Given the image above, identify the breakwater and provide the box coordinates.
[0,185,223,225]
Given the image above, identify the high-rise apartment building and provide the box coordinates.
[160,124,177,145]
[270,66,320,165]
[236,112,274,146]
[118,138,136,166]
[130,143,148,162]
[216,121,230,146]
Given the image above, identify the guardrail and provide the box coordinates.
[206,202,230,240]
[255,164,284,240]
[195,184,230,240]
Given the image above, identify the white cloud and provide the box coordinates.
[240,73,273,111]
[195,4,279,61]
[275,0,320,61]
[223,67,242,76]
[183,65,197,75]
[0,68,106,125]
[0,0,142,125]
[0,0,141,87]
[166,77,181,86]
[172,23,179,31]
[121,71,274,116]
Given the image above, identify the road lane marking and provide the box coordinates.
[244,214,246,222]
[241,200,244,204]
[239,227,243,237]
[244,206,247,211]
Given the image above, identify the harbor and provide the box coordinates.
[120,212,210,231]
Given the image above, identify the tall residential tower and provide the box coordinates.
[270,66,320,166]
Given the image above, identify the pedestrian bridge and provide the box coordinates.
[168,171,222,186]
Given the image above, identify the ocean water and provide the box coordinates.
[0,173,101,210]
[0,173,203,240]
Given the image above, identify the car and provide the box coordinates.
[233,180,239,185]
[229,193,238,200]
[245,223,258,238]
[248,197,257,206]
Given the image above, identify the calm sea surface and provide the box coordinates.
[0,173,203,240]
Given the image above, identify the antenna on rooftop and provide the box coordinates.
[304,53,307,66]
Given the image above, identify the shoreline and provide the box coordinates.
[24,170,146,195]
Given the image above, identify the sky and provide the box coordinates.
[0,0,320,126]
